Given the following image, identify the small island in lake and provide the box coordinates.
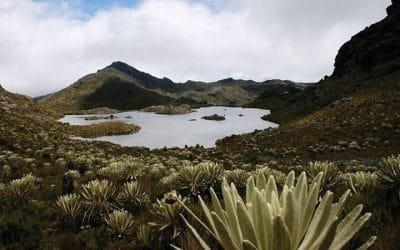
[69,121,140,138]
[84,114,116,121]
[201,113,225,121]
[141,104,192,115]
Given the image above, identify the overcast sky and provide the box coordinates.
[0,0,391,97]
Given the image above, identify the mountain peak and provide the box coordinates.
[104,61,175,90]
[106,61,142,74]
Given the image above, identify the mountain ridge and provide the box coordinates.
[40,61,305,113]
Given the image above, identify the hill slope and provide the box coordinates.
[219,0,400,163]
[41,68,174,112]
[248,1,400,123]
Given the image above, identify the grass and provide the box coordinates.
[69,122,140,138]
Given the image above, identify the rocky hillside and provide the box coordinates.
[219,0,400,163]
[245,81,309,112]
[40,61,301,113]
[249,0,400,124]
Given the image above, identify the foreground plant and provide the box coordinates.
[104,209,135,238]
[136,224,153,247]
[305,161,342,192]
[152,192,186,241]
[117,181,150,210]
[56,193,82,220]
[198,161,224,188]
[377,155,400,188]
[81,179,116,222]
[181,171,375,250]
[345,172,379,200]
[9,173,37,199]
[224,169,250,188]
[176,165,204,197]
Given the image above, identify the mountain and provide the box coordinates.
[248,0,400,123]
[40,67,173,112]
[40,61,302,113]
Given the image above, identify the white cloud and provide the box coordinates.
[0,0,391,96]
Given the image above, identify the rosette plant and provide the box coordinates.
[180,171,375,250]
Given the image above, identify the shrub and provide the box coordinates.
[198,161,224,188]
[176,165,204,197]
[117,181,150,211]
[224,169,250,188]
[377,155,400,188]
[136,224,153,247]
[56,193,82,220]
[104,209,135,238]
[9,173,37,199]
[305,161,342,192]
[81,179,116,223]
[151,192,186,241]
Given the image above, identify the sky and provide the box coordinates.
[0,0,392,97]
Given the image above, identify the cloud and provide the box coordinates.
[0,0,391,96]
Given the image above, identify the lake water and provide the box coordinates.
[59,106,278,149]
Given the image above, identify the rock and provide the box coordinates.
[201,114,226,121]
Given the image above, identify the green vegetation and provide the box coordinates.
[70,121,140,138]
[142,104,193,115]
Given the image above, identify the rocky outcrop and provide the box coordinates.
[245,81,309,112]
[201,114,226,121]
[333,0,400,78]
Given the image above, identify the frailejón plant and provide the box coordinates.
[81,179,116,222]
[104,209,135,237]
[181,171,375,250]
[56,193,82,220]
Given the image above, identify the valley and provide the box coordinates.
[0,1,399,249]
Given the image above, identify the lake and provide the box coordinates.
[59,106,278,149]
